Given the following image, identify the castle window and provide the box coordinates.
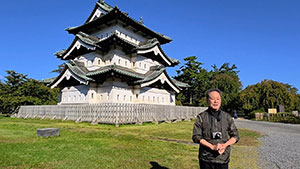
[144,64,146,69]
[136,94,138,99]
[148,96,150,101]
[124,95,126,101]
[74,95,76,101]
[162,97,164,103]
[107,94,109,101]
[91,93,94,99]
[117,94,120,101]
[125,61,127,66]
[130,96,132,101]
[100,95,103,100]
[98,59,101,65]
[88,61,92,66]
[157,97,160,103]
[133,62,136,67]
[118,59,121,64]
[139,62,141,67]
[153,96,155,102]
[142,96,145,101]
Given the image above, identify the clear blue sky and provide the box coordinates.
[1,0,299,91]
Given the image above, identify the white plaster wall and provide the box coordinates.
[96,83,112,103]
[60,85,89,104]
[139,87,175,105]
[91,24,147,45]
[135,55,162,74]
[110,49,132,68]
[87,80,135,104]
[73,49,162,74]
[109,81,134,103]
[59,82,175,105]
[74,52,115,71]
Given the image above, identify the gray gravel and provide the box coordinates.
[235,119,300,169]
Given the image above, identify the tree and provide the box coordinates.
[174,57,242,112]
[2,70,27,93]
[239,83,261,115]
[0,70,59,114]
[50,63,65,74]
[240,80,299,115]
[209,63,242,113]
[174,56,209,106]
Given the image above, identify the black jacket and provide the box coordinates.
[192,108,239,164]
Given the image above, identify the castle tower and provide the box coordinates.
[49,1,188,105]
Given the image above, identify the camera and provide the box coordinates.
[212,132,222,139]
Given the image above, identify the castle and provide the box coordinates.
[48,0,189,105]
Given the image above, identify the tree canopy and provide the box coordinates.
[174,56,242,113]
[240,80,300,115]
[0,70,59,114]
[174,56,299,115]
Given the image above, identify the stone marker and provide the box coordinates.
[37,128,59,137]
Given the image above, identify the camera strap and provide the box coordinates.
[208,109,223,133]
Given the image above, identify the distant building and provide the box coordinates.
[48,0,189,105]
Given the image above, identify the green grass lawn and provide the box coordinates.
[0,115,261,169]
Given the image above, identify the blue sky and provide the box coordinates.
[0,0,299,91]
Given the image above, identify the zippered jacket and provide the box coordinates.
[192,108,239,164]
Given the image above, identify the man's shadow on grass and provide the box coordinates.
[150,161,169,169]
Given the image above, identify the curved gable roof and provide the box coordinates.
[134,67,180,93]
[55,32,100,60]
[49,61,93,88]
[136,38,179,67]
[66,7,171,45]
[84,1,114,23]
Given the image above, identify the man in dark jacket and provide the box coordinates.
[192,89,239,169]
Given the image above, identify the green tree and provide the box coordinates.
[174,56,209,106]
[50,63,65,74]
[209,63,242,113]
[240,80,299,115]
[174,57,242,112]
[2,70,27,93]
[0,70,59,114]
[239,83,262,115]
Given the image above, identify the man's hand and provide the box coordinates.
[217,137,237,154]
[217,144,227,154]
[210,144,219,151]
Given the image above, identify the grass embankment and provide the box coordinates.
[0,115,261,169]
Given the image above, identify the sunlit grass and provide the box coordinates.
[0,116,261,169]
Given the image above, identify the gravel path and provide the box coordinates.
[235,119,300,169]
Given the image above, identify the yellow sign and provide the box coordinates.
[268,108,277,114]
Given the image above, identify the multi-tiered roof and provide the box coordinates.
[49,0,188,93]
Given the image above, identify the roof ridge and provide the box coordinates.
[65,7,172,44]
[97,0,114,12]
